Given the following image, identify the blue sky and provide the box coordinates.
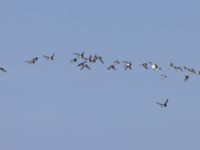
[0,0,200,150]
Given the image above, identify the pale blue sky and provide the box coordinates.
[0,0,200,150]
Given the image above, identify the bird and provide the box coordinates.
[83,55,94,63]
[77,61,91,70]
[107,60,120,71]
[95,55,104,64]
[92,54,98,63]
[140,63,148,70]
[0,67,7,73]
[183,75,189,81]
[160,74,167,79]
[43,53,55,61]
[73,52,85,59]
[97,56,104,64]
[122,61,132,70]
[89,54,104,64]
[183,66,196,74]
[174,66,183,72]
[70,58,78,63]
[107,64,116,70]
[25,57,39,64]
[149,62,161,71]
[170,62,174,68]
[157,99,169,107]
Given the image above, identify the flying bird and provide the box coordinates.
[107,60,120,71]
[160,74,167,79]
[77,61,91,70]
[25,57,39,64]
[83,55,94,63]
[73,52,85,59]
[43,53,55,61]
[149,62,161,71]
[122,61,132,70]
[93,55,104,64]
[157,99,169,107]
[140,63,148,70]
[183,75,189,81]
[107,64,116,70]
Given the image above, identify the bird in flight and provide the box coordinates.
[149,62,161,71]
[73,52,85,59]
[77,61,91,70]
[25,57,39,64]
[140,63,148,70]
[183,75,189,81]
[92,54,104,64]
[107,60,120,71]
[156,99,169,107]
[43,53,55,61]
[82,55,94,63]
[160,74,167,79]
[122,61,132,70]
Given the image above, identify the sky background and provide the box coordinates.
[0,0,200,150]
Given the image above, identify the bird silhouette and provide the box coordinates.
[157,99,169,107]
[43,53,55,61]
[25,57,39,64]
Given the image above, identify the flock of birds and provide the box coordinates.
[1,51,199,108]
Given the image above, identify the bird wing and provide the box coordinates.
[164,99,169,105]
[25,60,32,64]
[73,53,80,57]
[85,65,91,70]
[51,53,55,57]
[99,57,104,64]
[43,55,49,59]
[0,67,7,72]
[156,102,163,106]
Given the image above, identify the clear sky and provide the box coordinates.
[0,0,200,150]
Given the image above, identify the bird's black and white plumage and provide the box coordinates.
[26,57,39,64]
[183,75,189,81]
[43,53,55,61]
[122,61,132,70]
[140,63,148,70]
[157,99,169,107]
[149,62,161,71]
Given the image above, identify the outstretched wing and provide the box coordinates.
[43,55,50,59]
[0,67,7,73]
[156,102,163,106]
[164,99,169,105]
[99,57,104,64]
[51,53,55,57]
[85,65,91,70]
